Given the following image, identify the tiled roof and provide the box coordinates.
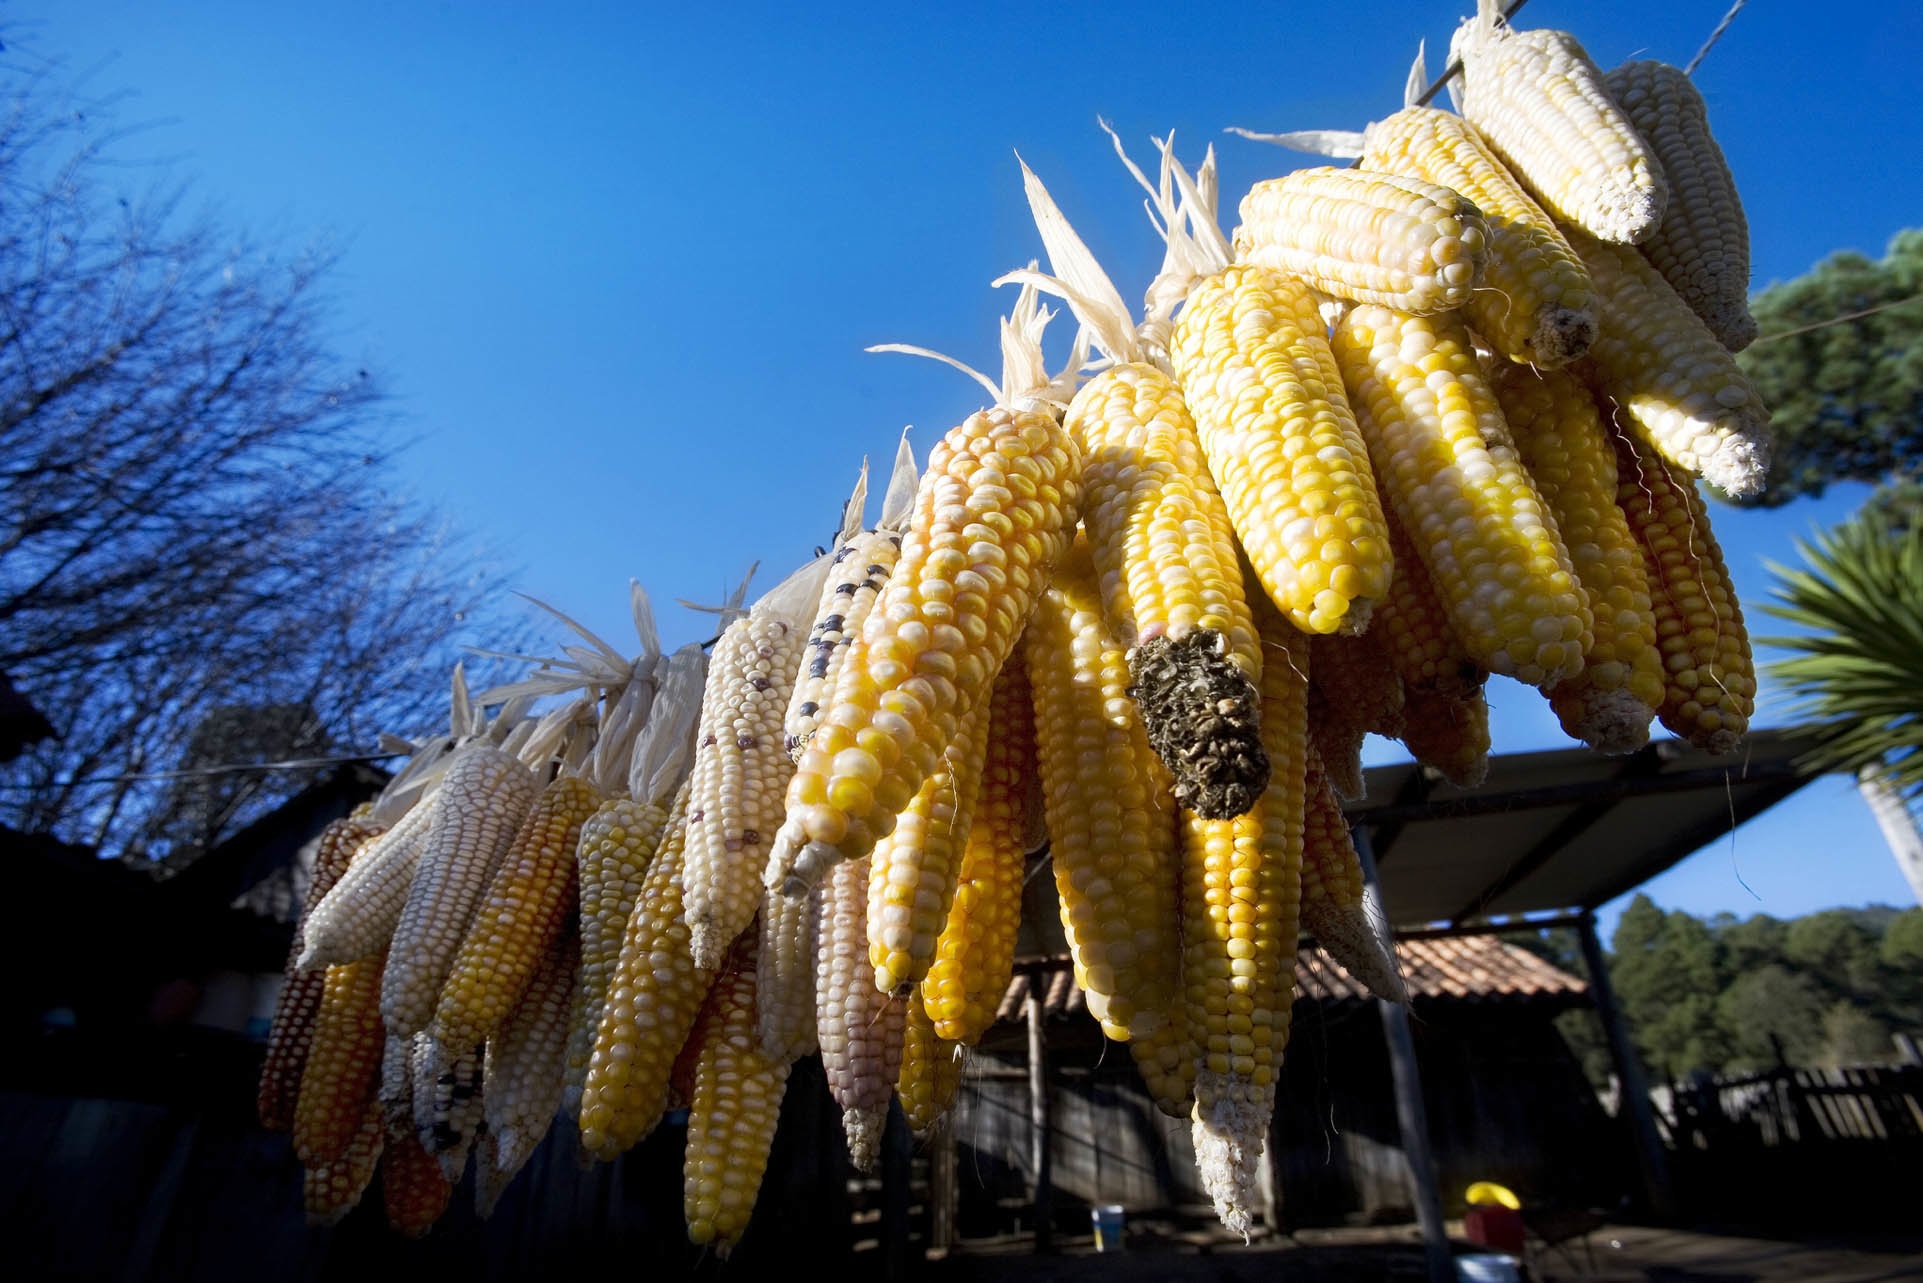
[994,935,1585,1023]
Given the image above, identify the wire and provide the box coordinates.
[17,751,401,790]
[1746,295,1923,347]
[1413,0,1532,107]
[1685,0,1748,76]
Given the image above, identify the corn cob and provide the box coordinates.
[302,1098,384,1228]
[1570,228,1770,498]
[260,816,383,1131]
[1449,0,1667,244]
[897,986,965,1138]
[1233,167,1489,314]
[1299,753,1405,1003]
[755,880,818,1063]
[293,947,388,1167]
[1610,422,1755,754]
[416,1036,486,1182]
[578,808,715,1161]
[379,1032,417,1139]
[298,795,436,969]
[481,928,577,1203]
[1307,629,1404,801]
[382,743,539,1037]
[1372,510,1490,700]
[1127,1000,1196,1119]
[433,773,598,1051]
[1027,540,1180,1042]
[1334,303,1592,688]
[1493,363,1664,752]
[1603,60,1756,350]
[382,1124,453,1238]
[816,853,903,1173]
[1397,686,1493,789]
[685,937,792,1254]
[1186,601,1310,1239]
[1171,262,1392,637]
[921,650,1034,1044]
[683,606,805,970]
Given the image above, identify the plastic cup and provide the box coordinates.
[1091,1203,1126,1251]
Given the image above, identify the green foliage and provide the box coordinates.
[1737,230,1923,507]
[1715,965,1826,1071]
[1784,910,1885,998]
[1819,1003,1891,1066]
[1882,908,1923,968]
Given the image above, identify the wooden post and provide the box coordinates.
[881,1098,912,1281]
[1576,912,1679,1219]
[1027,988,1053,1253]
[928,1120,957,1256]
[1352,823,1453,1283]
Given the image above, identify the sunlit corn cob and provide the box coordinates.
[1358,107,1599,366]
[1027,541,1180,1041]
[1186,604,1310,1239]
[1610,422,1755,754]
[756,881,818,1063]
[1449,0,1666,244]
[1397,687,1493,789]
[1493,363,1664,752]
[684,608,805,970]
[260,816,383,1130]
[1372,510,1490,700]
[299,796,436,969]
[1299,753,1405,1002]
[868,697,987,995]
[771,405,1081,892]
[1603,60,1756,350]
[578,810,715,1161]
[382,744,539,1036]
[921,651,1034,1044]
[816,853,903,1173]
[1170,263,1391,636]
[685,938,792,1254]
[1569,229,1770,497]
[897,986,965,1138]
[382,1124,453,1238]
[787,530,904,761]
[293,947,388,1166]
[1334,304,1592,687]
[1307,630,1405,801]
[1126,1001,1196,1119]
[481,928,577,1203]
[1234,166,1489,314]
[433,774,598,1051]
[417,1037,485,1182]
[302,1098,384,1228]
[1067,362,1269,820]
[566,784,683,1116]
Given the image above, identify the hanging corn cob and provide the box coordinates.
[1371,509,1490,703]
[1300,752,1406,1003]
[299,788,437,970]
[1127,1000,1196,1120]
[1398,686,1494,788]
[1307,629,1405,801]
[382,1124,453,1238]
[897,986,965,1138]
[415,1036,486,1182]
[293,939,389,1167]
[302,1099,384,1228]
[816,853,903,1173]
[479,928,577,1211]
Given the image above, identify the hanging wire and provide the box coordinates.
[1685,0,1748,76]
[4,750,403,791]
[1412,0,1533,107]
[1746,295,1923,347]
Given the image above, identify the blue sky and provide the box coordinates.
[14,1,1921,936]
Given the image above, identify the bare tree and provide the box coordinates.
[1,55,519,864]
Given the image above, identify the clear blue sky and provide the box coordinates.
[15,1,1921,936]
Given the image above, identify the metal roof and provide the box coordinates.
[1348,725,1828,930]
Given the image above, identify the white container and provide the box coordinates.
[1090,1203,1126,1251]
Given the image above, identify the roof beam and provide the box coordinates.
[1579,774,1812,909]
[1346,754,1806,827]
[1357,764,1436,867]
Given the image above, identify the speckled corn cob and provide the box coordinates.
[1334,304,1592,688]
[816,853,903,1173]
[770,406,1081,893]
[897,986,965,1138]
[1307,629,1405,801]
[424,1038,487,1183]
[1299,753,1405,1002]
[302,1098,384,1228]
[299,796,436,969]
[786,530,903,760]
[1234,166,1489,314]
[921,651,1034,1045]
[1494,363,1664,752]
[1170,264,1391,636]
[481,928,577,1202]
[294,947,388,1166]
[1604,60,1756,350]
[756,880,819,1063]
[1398,687,1494,789]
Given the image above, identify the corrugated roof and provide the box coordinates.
[995,935,1584,1023]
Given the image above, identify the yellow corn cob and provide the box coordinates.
[755,878,818,1064]
[382,744,539,1037]
[298,794,437,969]
[1299,753,1405,1002]
[381,1123,452,1238]
[1186,602,1309,1239]
[816,853,903,1173]
[1027,541,1180,1042]
[897,986,965,1139]
[1372,510,1489,701]
[1233,166,1489,314]
[1067,362,1269,820]
[684,938,792,1254]
[771,405,1081,892]
[1334,303,1592,688]
[786,529,904,760]
[921,650,1034,1044]
[1307,630,1405,801]
[1126,1000,1196,1119]
[260,816,383,1131]
[1170,263,1392,637]
[1569,228,1770,498]
[684,608,805,970]
[566,783,685,1116]
[433,773,598,1050]
[1358,106,1599,367]
[578,807,715,1161]
[302,1098,384,1228]
[293,947,388,1167]
[1449,0,1667,244]
[1603,60,1756,351]
[1493,363,1664,752]
[1610,422,1755,754]
[1398,687,1493,789]
[481,928,577,1201]
[868,696,987,996]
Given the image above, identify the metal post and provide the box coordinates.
[1576,912,1680,1219]
[1027,989,1053,1252]
[1352,823,1453,1283]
